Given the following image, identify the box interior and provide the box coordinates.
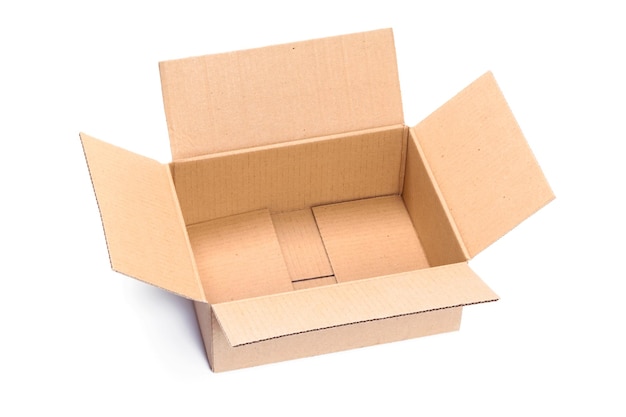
[174,125,467,304]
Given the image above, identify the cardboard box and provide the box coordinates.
[80,28,554,372]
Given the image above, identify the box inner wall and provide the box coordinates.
[176,126,464,303]
[173,126,406,225]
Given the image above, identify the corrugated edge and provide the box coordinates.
[79,132,114,270]
[212,262,497,347]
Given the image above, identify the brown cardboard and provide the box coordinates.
[212,262,496,347]
[81,28,553,371]
[159,29,404,159]
[313,196,429,282]
[271,209,334,282]
[204,303,463,372]
[172,125,406,225]
[402,128,468,266]
[413,72,554,258]
[187,209,293,304]
[80,133,205,301]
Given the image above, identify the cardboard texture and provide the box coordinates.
[271,209,334,282]
[80,134,205,301]
[187,209,293,304]
[159,29,403,159]
[313,196,429,282]
[81,28,554,372]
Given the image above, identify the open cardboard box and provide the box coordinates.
[81,29,554,372]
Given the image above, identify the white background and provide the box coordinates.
[2,1,624,415]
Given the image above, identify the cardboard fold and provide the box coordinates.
[413,72,555,258]
[159,29,404,159]
[211,262,498,347]
[80,133,206,301]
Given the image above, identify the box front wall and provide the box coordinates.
[173,126,406,226]
[209,307,463,372]
[210,262,497,346]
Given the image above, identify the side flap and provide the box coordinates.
[159,29,404,159]
[413,72,554,258]
[212,262,497,347]
[80,133,205,301]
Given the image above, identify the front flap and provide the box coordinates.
[413,72,554,258]
[211,262,497,347]
[159,29,404,160]
[80,133,206,301]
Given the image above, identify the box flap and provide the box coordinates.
[80,133,206,301]
[159,29,404,159]
[312,196,429,282]
[413,72,554,258]
[187,209,294,304]
[211,262,497,347]
[271,209,334,282]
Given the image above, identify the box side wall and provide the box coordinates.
[211,307,463,372]
[402,130,468,266]
[173,126,406,225]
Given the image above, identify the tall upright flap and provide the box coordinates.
[413,72,554,258]
[160,29,404,159]
[80,133,205,301]
[212,262,498,347]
